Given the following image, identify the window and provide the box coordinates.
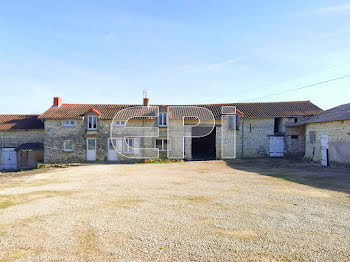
[156,139,168,151]
[310,131,316,143]
[291,135,299,139]
[115,120,126,127]
[87,116,97,130]
[294,118,298,123]
[64,120,75,127]
[158,113,167,127]
[124,138,133,153]
[64,140,73,151]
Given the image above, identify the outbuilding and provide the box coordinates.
[291,103,350,166]
[0,115,45,170]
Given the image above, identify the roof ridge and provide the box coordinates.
[0,114,40,116]
[60,100,313,107]
[62,103,140,106]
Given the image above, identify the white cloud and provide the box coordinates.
[178,57,244,73]
[313,3,350,15]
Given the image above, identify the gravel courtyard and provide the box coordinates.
[0,160,349,261]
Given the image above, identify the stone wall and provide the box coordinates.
[285,125,305,157]
[44,117,197,163]
[44,115,306,163]
[304,120,350,165]
[0,130,45,168]
[217,116,305,159]
[239,118,274,158]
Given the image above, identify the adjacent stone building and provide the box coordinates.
[0,115,44,170]
[291,103,350,167]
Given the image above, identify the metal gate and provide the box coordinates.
[269,137,284,157]
[1,148,17,170]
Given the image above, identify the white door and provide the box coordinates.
[321,135,328,166]
[86,138,96,161]
[108,139,118,161]
[269,137,284,157]
[2,148,17,169]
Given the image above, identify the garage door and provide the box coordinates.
[1,148,17,170]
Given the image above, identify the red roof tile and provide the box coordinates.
[0,115,44,130]
[83,108,102,116]
[38,101,323,120]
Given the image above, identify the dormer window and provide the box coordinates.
[83,108,101,130]
[87,116,97,130]
[158,113,167,127]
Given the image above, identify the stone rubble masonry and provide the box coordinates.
[0,130,45,167]
[304,120,350,166]
[43,115,303,163]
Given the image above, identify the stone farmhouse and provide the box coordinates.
[0,96,323,170]
[291,103,350,167]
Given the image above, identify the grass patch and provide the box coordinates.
[73,227,102,259]
[217,229,258,240]
[0,190,75,209]
[135,159,184,164]
[102,199,144,209]
[182,196,211,202]
[0,248,39,262]
[0,178,67,191]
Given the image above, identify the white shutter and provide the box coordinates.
[134,138,140,154]
[117,138,123,152]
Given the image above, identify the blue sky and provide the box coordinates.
[0,0,350,113]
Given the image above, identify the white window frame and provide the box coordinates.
[155,138,168,152]
[87,115,97,130]
[124,138,133,154]
[64,140,73,152]
[63,120,76,127]
[158,113,167,127]
[115,120,126,127]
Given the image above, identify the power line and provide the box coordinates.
[241,74,350,102]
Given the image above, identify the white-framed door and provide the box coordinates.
[86,138,96,161]
[1,148,17,169]
[108,138,118,161]
[269,136,284,157]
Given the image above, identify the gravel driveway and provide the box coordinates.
[0,160,349,261]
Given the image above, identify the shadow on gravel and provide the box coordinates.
[224,158,350,195]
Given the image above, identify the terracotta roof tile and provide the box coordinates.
[38,101,323,120]
[0,115,44,130]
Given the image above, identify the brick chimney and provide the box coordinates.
[143,89,149,107]
[53,97,62,107]
[143,97,149,107]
